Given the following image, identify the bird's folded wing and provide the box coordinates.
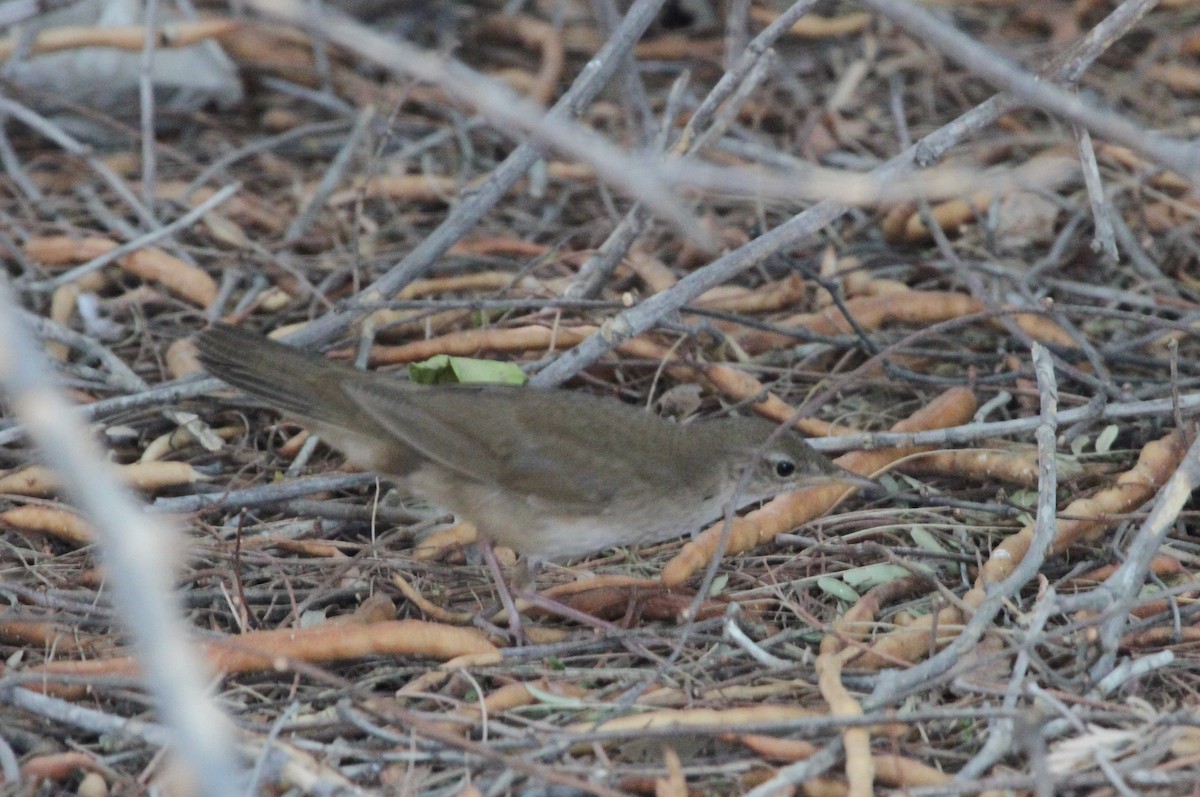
[346,380,620,510]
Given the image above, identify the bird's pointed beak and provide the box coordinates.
[811,467,886,498]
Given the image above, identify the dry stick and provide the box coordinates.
[769,300,1062,445]
[753,346,1062,797]
[246,0,709,263]
[0,0,61,27]
[1073,124,1119,262]
[859,0,1198,181]
[572,0,820,298]
[248,0,669,349]
[867,423,1186,686]
[959,595,1063,784]
[165,644,633,797]
[569,71,688,299]
[19,311,146,392]
[0,96,159,230]
[184,118,350,197]
[742,743,845,797]
[810,392,1200,453]
[0,375,222,445]
[10,680,356,794]
[894,74,1091,349]
[917,0,1151,167]
[5,687,173,750]
[354,699,629,797]
[0,280,244,797]
[590,0,656,142]
[0,122,46,207]
[532,0,1163,388]
[148,472,380,514]
[678,0,822,155]
[30,183,241,291]
[280,0,820,343]
[954,345,1061,782]
[691,48,776,158]
[1110,209,1177,288]
[139,0,161,215]
[725,0,752,67]
[955,273,1121,406]
[0,736,15,783]
[1019,210,1088,291]
[559,706,1020,746]
[284,104,375,243]
[914,181,1122,401]
[655,150,1074,206]
[1087,430,1200,684]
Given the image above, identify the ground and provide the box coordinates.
[1,1,1200,795]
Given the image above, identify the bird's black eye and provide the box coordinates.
[774,458,796,478]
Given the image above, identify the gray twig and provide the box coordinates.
[0,279,245,797]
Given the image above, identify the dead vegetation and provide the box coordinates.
[3,0,1200,795]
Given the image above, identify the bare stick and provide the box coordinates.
[0,278,245,797]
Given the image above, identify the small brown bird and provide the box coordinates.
[195,324,876,563]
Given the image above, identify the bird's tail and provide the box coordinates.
[194,323,363,422]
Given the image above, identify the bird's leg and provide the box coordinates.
[482,550,624,638]
[477,538,528,645]
[511,557,623,634]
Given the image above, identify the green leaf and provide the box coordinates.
[1095,425,1119,454]
[878,473,901,494]
[524,683,588,709]
[408,354,527,386]
[841,562,925,590]
[909,527,947,553]
[408,355,452,384]
[1009,489,1038,509]
[298,608,327,628]
[817,577,860,602]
